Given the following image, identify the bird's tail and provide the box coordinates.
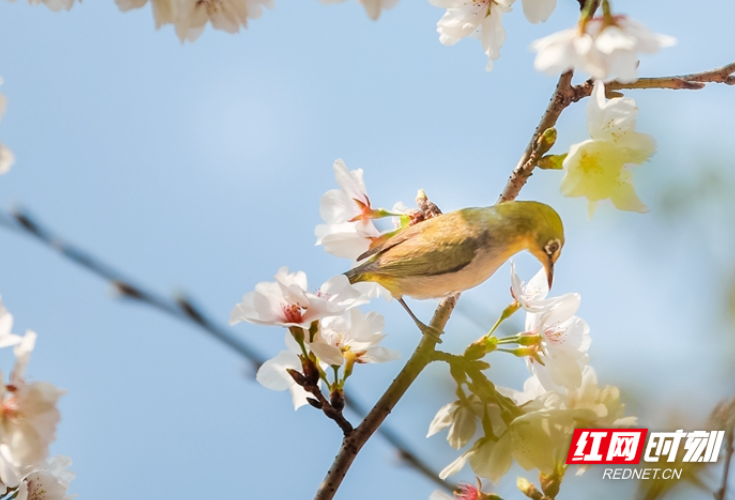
[344,267,365,284]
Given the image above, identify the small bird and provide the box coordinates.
[345,201,564,338]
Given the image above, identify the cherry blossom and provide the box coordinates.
[320,0,399,20]
[0,332,64,467]
[430,0,514,71]
[309,309,398,367]
[520,0,555,24]
[229,267,368,329]
[174,0,275,43]
[316,159,382,260]
[509,262,562,313]
[427,400,477,450]
[256,333,315,410]
[532,15,675,82]
[561,81,655,216]
[16,456,75,500]
[525,293,591,391]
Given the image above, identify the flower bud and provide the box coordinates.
[516,333,541,346]
[464,336,498,360]
[516,477,543,500]
[535,127,557,156]
[516,477,544,500]
[539,472,561,499]
[330,389,346,411]
[300,356,321,386]
[286,368,306,386]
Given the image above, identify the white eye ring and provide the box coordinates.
[544,239,561,256]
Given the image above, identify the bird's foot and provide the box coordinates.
[397,298,443,343]
[417,321,443,344]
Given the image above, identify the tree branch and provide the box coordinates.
[498,60,735,203]
[498,70,575,203]
[314,295,458,500]
[0,207,456,493]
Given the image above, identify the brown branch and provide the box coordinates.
[570,61,735,96]
[301,381,354,436]
[498,70,575,203]
[498,60,735,203]
[314,295,458,500]
[0,208,456,493]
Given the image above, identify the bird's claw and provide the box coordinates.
[418,323,443,343]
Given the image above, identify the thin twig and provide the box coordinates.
[0,208,456,492]
[570,61,735,97]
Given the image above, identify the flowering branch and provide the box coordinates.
[314,295,458,500]
[0,207,457,493]
[498,59,735,203]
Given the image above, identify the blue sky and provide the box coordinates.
[0,0,734,498]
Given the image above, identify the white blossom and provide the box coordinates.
[115,0,274,39]
[525,293,591,391]
[229,267,368,329]
[115,0,176,28]
[5,0,76,11]
[0,332,64,468]
[351,282,393,302]
[174,0,274,43]
[520,0,555,24]
[16,456,75,500]
[255,333,315,410]
[498,373,546,406]
[439,435,512,484]
[429,491,454,500]
[0,299,23,349]
[532,15,675,82]
[316,159,381,260]
[309,309,399,366]
[316,160,408,261]
[427,400,477,450]
[320,0,399,20]
[0,89,14,175]
[561,81,656,216]
[315,220,381,261]
[430,0,514,71]
[509,262,562,313]
[0,444,27,492]
[509,367,636,474]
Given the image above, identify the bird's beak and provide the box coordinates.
[544,258,555,289]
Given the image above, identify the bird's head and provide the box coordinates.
[526,203,565,289]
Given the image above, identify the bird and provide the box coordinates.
[345,201,564,340]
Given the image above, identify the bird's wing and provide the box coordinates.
[356,223,425,262]
[357,214,482,277]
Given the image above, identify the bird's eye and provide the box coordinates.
[544,239,561,256]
